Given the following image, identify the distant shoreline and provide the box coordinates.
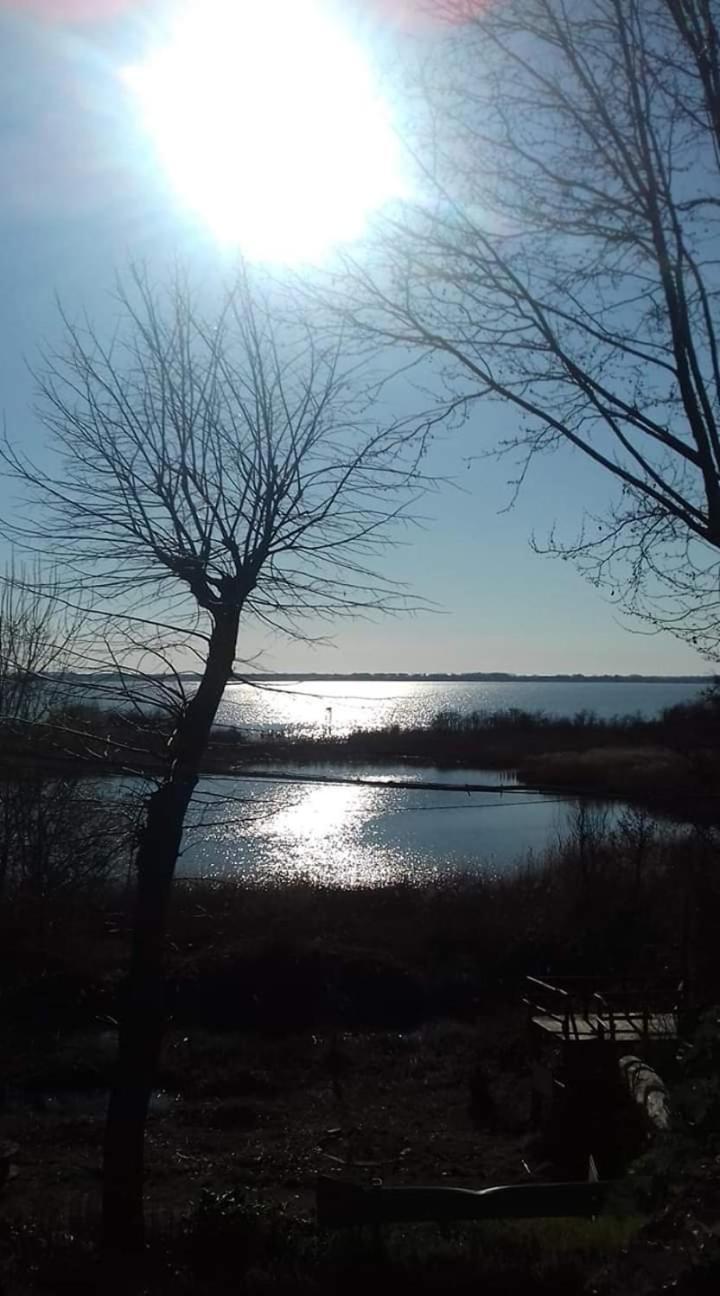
[230,672,712,684]
[57,670,713,685]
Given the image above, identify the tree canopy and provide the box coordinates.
[334,0,720,654]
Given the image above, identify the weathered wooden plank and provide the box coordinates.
[531,1013,677,1041]
[316,1176,616,1227]
[526,976,570,999]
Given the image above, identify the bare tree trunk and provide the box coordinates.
[0,265,423,1255]
[102,608,239,1251]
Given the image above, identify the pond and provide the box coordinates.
[176,763,662,888]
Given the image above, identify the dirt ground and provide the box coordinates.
[0,1013,536,1231]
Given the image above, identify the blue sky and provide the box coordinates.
[0,1,711,676]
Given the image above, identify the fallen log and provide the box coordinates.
[618,1054,671,1133]
[317,1176,613,1227]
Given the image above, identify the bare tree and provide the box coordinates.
[332,0,720,653]
[0,563,81,741]
[0,566,106,894]
[0,774,132,899]
[0,264,428,1248]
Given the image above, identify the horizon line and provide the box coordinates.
[63,669,714,683]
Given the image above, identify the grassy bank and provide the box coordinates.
[1,818,720,1291]
[229,697,720,817]
[3,819,718,1038]
[3,693,719,822]
[0,1207,648,1295]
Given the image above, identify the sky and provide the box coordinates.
[0,0,712,677]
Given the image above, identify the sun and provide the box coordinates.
[124,0,404,262]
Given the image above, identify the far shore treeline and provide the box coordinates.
[50,670,714,684]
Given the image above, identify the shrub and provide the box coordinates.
[0,776,137,899]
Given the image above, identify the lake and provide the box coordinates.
[174,679,705,885]
[215,678,708,737]
[108,678,704,887]
[176,760,689,888]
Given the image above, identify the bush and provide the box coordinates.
[0,776,137,899]
[183,1187,296,1280]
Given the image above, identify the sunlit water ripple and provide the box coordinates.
[215,677,706,737]
[172,680,703,886]
[179,771,576,887]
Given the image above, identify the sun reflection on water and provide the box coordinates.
[261,782,397,885]
[265,781,365,844]
[179,772,570,889]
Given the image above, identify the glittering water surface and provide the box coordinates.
[177,676,706,886]
[216,678,706,737]
[179,766,593,887]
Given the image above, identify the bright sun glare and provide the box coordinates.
[124,0,404,262]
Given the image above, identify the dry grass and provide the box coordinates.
[2,823,719,1293]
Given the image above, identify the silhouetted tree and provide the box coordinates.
[0,566,93,893]
[1,265,428,1248]
[0,563,81,747]
[333,0,720,653]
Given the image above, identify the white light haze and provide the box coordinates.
[124,0,404,261]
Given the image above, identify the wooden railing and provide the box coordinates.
[525,975,680,1042]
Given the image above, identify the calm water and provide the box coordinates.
[172,679,703,885]
[173,759,689,888]
[215,678,707,737]
[177,766,572,886]
[105,679,701,888]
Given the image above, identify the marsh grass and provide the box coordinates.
[2,817,718,1038]
[0,1200,647,1295]
[2,824,719,1293]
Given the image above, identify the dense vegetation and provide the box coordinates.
[2,799,720,1291]
[1,686,719,1290]
[227,689,720,817]
[5,682,719,777]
